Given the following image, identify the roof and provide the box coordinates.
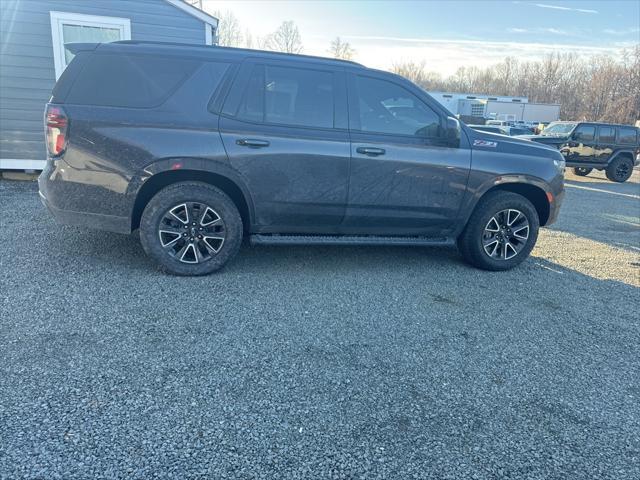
[163,0,218,26]
[106,40,364,68]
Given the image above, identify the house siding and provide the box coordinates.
[0,0,209,166]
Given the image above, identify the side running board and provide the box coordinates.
[250,234,453,247]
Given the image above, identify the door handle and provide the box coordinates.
[236,138,270,148]
[356,146,386,156]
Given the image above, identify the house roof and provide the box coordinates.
[163,0,218,26]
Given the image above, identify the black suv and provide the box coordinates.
[523,121,640,182]
[39,41,565,275]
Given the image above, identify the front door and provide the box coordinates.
[219,61,350,232]
[564,123,597,164]
[342,73,471,235]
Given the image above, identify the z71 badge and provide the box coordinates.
[473,139,498,148]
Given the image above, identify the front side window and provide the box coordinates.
[236,65,334,129]
[355,76,441,137]
[617,127,638,144]
[573,125,595,142]
[598,126,615,143]
[50,12,131,79]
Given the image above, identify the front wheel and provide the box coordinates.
[605,157,633,183]
[457,191,540,271]
[139,182,243,275]
[573,167,592,176]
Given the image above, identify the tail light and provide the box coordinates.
[45,104,68,157]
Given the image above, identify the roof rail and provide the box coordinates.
[110,40,363,67]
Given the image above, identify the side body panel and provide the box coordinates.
[39,60,235,230]
[457,129,565,233]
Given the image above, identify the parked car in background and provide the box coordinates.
[470,125,533,137]
[39,41,565,275]
[522,121,640,182]
[469,125,508,135]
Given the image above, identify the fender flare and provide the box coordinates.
[606,149,636,165]
[455,174,553,234]
[126,156,256,228]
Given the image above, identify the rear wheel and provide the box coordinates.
[605,156,633,183]
[573,167,592,176]
[457,191,539,271]
[139,182,243,275]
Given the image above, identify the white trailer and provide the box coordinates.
[485,101,560,123]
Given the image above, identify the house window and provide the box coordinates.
[50,11,131,79]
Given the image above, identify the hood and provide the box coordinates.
[518,134,568,145]
[466,128,562,160]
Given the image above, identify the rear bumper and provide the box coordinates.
[38,160,131,234]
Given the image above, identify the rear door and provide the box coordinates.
[595,125,616,164]
[219,60,350,232]
[342,72,471,235]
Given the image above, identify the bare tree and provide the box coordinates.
[212,10,243,47]
[392,61,445,90]
[264,21,303,54]
[329,37,355,60]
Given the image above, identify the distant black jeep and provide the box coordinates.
[522,122,640,182]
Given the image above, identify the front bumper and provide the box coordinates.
[546,188,564,226]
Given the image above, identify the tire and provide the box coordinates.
[139,182,243,275]
[605,156,633,183]
[573,167,592,176]
[457,191,540,271]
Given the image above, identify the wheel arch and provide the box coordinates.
[607,149,635,164]
[460,178,552,231]
[130,166,254,232]
[482,183,550,226]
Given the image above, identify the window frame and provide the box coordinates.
[573,123,596,143]
[597,125,616,143]
[228,61,342,131]
[50,11,131,80]
[348,73,445,141]
[617,126,638,145]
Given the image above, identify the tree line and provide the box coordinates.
[213,11,639,125]
[213,11,354,59]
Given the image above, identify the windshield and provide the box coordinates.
[542,122,576,136]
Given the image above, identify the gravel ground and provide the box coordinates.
[1,170,639,479]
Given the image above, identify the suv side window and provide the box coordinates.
[598,126,615,143]
[354,76,441,138]
[236,64,334,129]
[573,124,595,142]
[65,54,204,108]
[617,127,638,145]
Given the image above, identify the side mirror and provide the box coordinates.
[445,116,461,148]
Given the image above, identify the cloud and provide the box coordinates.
[335,35,629,75]
[544,28,569,35]
[603,27,640,35]
[534,3,598,14]
[509,27,570,35]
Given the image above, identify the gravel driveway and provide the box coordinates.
[1,170,639,479]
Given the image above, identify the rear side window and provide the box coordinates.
[573,125,595,142]
[236,64,335,129]
[65,54,200,108]
[598,126,615,143]
[355,76,441,138]
[617,127,638,144]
